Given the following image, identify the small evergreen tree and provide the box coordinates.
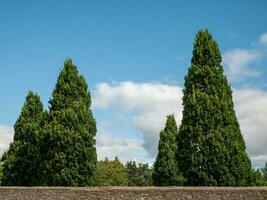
[153,114,183,186]
[177,29,252,186]
[1,91,45,185]
[41,58,97,186]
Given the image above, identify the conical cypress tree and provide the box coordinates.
[153,114,184,186]
[177,29,252,186]
[1,91,45,186]
[41,58,97,186]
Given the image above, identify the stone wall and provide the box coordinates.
[0,187,266,200]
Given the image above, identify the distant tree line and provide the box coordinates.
[92,158,153,186]
[0,29,266,186]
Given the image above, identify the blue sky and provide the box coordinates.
[1,0,267,167]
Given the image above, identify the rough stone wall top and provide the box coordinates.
[0,187,266,200]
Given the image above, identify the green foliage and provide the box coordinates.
[93,157,128,186]
[153,115,184,186]
[93,158,153,186]
[261,162,267,184]
[0,162,3,185]
[251,168,266,186]
[1,91,45,186]
[262,162,267,178]
[249,163,267,186]
[40,58,97,186]
[177,29,253,186]
[125,161,153,186]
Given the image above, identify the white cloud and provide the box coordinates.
[96,133,148,164]
[222,32,267,82]
[223,49,261,81]
[0,124,14,156]
[93,81,183,158]
[233,88,267,167]
[259,33,267,45]
[93,81,267,167]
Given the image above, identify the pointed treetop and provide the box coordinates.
[164,114,178,133]
[17,91,43,121]
[63,57,78,74]
[191,29,222,67]
[24,90,43,114]
[50,58,91,111]
[14,90,44,141]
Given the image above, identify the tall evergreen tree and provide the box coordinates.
[177,29,252,186]
[41,58,97,186]
[153,114,183,186]
[1,91,45,185]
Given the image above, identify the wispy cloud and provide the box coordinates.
[229,33,237,39]
[222,32,267,82]
[223,49,261,81]
[259,33,267,45]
